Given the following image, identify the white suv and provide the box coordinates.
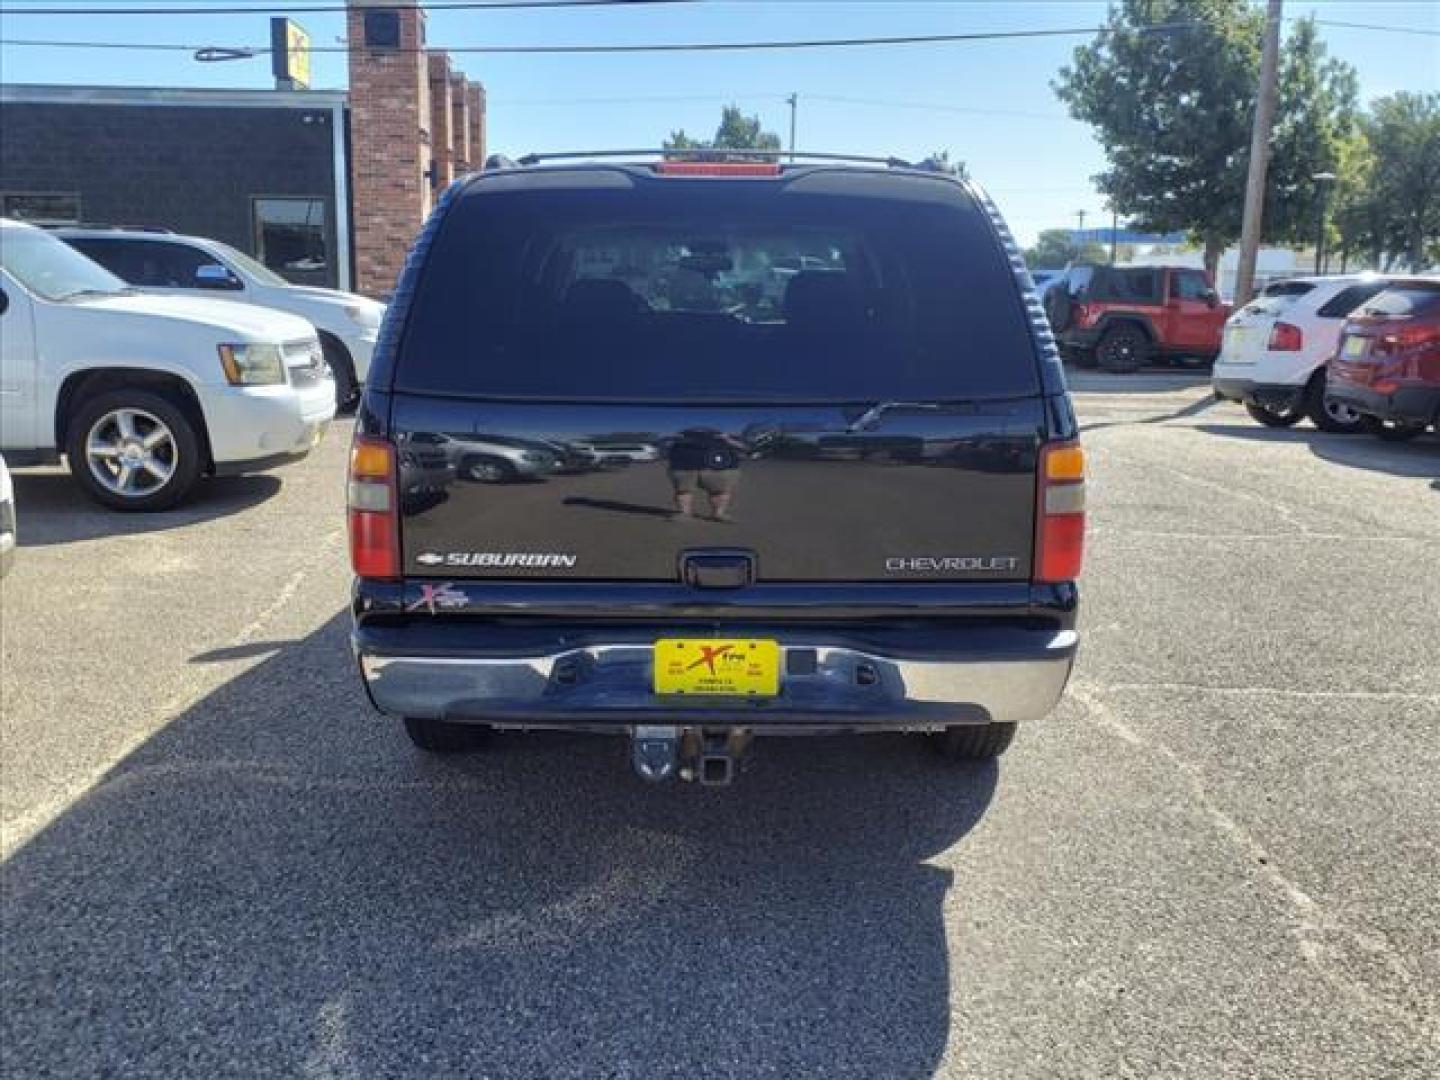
[1212,275,1392,432]
[0,219,335,511]
[54,227,385,410]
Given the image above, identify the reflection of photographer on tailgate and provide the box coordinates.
[668,428,745,522]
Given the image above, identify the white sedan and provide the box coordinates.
[1212,275,1392,432]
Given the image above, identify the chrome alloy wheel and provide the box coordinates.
[85,408,178,497]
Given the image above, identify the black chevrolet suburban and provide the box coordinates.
[349,153,1083,784]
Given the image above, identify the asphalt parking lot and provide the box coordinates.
[2,374,1437,1079]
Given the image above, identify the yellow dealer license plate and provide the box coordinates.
[653,639,780,697]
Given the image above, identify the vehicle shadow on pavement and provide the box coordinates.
[2,612,996,1079]
[9,471,283,546]
[1196,423,1439,482]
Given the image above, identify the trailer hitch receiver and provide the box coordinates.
[632,725,680,782]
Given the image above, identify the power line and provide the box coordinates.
[1311,18,1440,38]
[0,22,1209,56]
[0,0,692,13]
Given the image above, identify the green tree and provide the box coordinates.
[1055,0,1260,277]
[664,105,781,158]
[1333,94,1440,271]
[917,150,968,178]
[1024,228,1108,269]
[1267,17,1360,246]
[1364,92,1440,270]
[1054,2,1360,276]
[1333,126,1385,269]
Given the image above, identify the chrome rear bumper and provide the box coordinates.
[356,629,1078,732]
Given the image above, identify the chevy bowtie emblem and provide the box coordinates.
[416,553,444,565]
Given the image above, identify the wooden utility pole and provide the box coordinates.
[1234,0,1283,306]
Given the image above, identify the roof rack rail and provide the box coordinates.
[513,149,913,168]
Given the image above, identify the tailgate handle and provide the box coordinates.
[681,551,755,590]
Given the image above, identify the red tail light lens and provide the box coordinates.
[1036,442,1085,583]
[348,435,399,579]
[1267,321,1303,351]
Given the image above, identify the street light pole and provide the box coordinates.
[1110,208,1119,265]
[1312,171,1336,275]
[786,93,798,163]
[1076,209,1087,240]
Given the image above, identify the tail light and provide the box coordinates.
[1036,442,1085,583]
[1267,321,1303,351]
[1074,303,1097,329]
[1374,324,1440,357]
[348,435,399,579]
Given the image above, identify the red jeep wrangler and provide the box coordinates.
[1044,264,1230,373]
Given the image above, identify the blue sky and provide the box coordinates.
[2,0,1436,244]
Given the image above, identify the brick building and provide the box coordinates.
[0,0,485,297]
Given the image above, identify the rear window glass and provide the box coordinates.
[395,176,1039,402]
[1315,283,1387,319]
[1241,281,1313,317]
[1349,283,1438,318]
[1262,280,1315,298]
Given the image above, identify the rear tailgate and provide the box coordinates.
[387,166,1049,585]
[393,396,1043,582]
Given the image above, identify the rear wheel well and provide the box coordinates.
[55,369,213,471]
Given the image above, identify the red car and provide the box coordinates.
[1044,264,1231,373]
[1326,279,1440,441]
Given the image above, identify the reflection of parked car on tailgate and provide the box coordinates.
[1326,279,1440,442]
[55,226,384,411]
[572,441,660,465]
[1045,263,1229,372]
[1212,275,1394,432]
[0,218,335,511]
[448,434,564,483]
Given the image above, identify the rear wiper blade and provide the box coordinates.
[846,401,941,433]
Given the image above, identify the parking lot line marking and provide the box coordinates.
[1070,684,1439,1037]
[0,528,344,861]
[1093,681,1440,704]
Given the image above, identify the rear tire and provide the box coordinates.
[1096,324,1150,373]
[460,455,517,483]
[1305,373,1366,434]
[322,336,360,414]
[1044,290,1075,333]
[403,716,493,753]
[1360,416,1425,442]
[932,723,1017,761]
[1245,401,1304,428]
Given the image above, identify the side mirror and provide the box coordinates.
[194,263,240,290]
[0,288,8,316]
[1204,288,1220,309]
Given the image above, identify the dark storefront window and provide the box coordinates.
[2,192,81,225]
[252,197,327,284]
